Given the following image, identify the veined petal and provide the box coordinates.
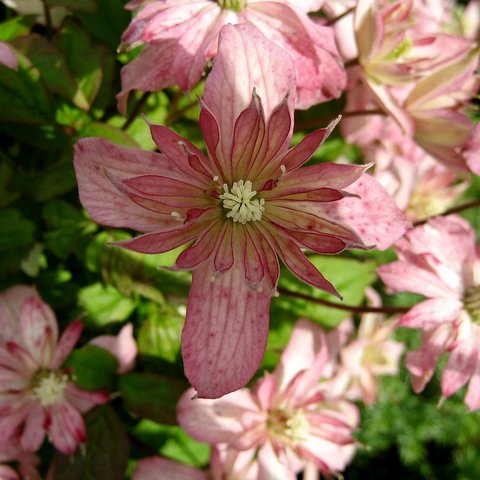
[398,298,463,329]
[287,230,347,255]
[19,297,58,368]
[49,401,86,454]
[240,226,265,284]
[249,224,280,291]
[74,139,182,233]
[21,402,45,453]
[182,261,272,398]
[117,42,177,114]
[51,320,83,370]
[203,23,295,165]
[65,384,109,414]
[199,106,224,178]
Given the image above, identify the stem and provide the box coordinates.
[295,109,384,131]
[325,7,355,26]
[165,98,198,126]
[277,287,409,315]
[344,57,359,69]
[41,0,53,39]
[413,198,480,227]
[121,91,151,130]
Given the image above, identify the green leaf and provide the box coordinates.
[119,373,188,424]
[0,16,36,42]
[275,256,377,328]
[78,282,137,328]
[0,160,20,207]
[79,122,140,148]
[137,302,183,363]
[12,34,89,109]
[133,420,210,468]
[0,208,35,251]
[0,51,52,124]
[55,20,105,110]
[49,406,129,480]
[66,345,119,391]
[77,0,130,50]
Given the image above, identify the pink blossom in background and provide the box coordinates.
[378,215,480,410]
[326,290,405,405]
[178,319,359,479]
[90,323,137,374]
[0,435,40,480]
[117,0,346,111]
[75,24,407,399]
[133,456,207,480]
[0,41,18,70]
[0,286,109,454]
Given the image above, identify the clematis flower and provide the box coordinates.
[177,319,359,478]
[0,286,109,454]
[75,24,407,399]
[378,215,480,410]
[90,323,137,374]
[117,0,346,111]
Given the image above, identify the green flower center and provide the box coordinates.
[220,180,265,224]
[464,285,480,323]
[31,370,69,406]
[268,408,309,444]
[217,0,247,11]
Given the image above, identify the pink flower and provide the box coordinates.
[117,0,346,111]
[0,41,17,70]
[177,319,359,478]
[133,456,207,480]
[0,434,40,480]
[329,290,405,405]
[0,286,109,454]
[75,24,407,399]
[90,323,137,374]
[378,215,480,410]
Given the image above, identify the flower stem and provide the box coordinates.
[325,7,355,26]
[41,0,53,39]
[277,287,409,314]
[413,198,480,227]
[121,91,151,130]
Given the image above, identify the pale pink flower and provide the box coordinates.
[90,323,137,374]
[330,290,405,405]
[133,456,207,480]
[117,0,346,111]
[178,319,359,478]
[75,24,407,399]
[0,41,17,70]
[0,435,40,480]
[378,215,480,410]
[0,286,109,454]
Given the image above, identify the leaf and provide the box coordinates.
[0,15,36,42]
[275,256,377,328]
[77,282,137,328]
[65,345,118,391]
[77,0,130,50]
[12,34,89,109]
[48,406,129,480]
[0,51,52,124]
[0,209,35,251]
[133,420,210,468]
[137,302,183,363]
[0,160,20,207]
[119,373,188,424]
[79,122,140,148]
[55,20,105,109]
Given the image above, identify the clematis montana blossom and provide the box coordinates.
[0,286,109,454]
[178,319,359,478]
[117,0,346,111]
[75,24,407,399]
[378,215,480,410]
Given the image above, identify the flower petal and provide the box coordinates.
[133,456,208,480]
[49,401,86,454]
[51,320,83,370]
[398,298,463,329]
[182,261,272,398]
[21,402,45,453]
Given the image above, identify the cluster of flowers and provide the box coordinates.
[0,0,479,477]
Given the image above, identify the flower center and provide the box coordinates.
[268,408,309,444]
[464,285,480,324]
[31,370,69,406]
[220,180,265,224]
[217,0,247,11]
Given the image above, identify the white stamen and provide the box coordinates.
[219,180,265,224]
[213,175,219,182]
[31,371,69,407]
[280,165,286,175]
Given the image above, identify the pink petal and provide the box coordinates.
[89,324,137,374]
[19,297,58,368]
[182,261,272,398]
[117,41,177,114]
[318,173,409,250]
[64,384,109,414]
[49,401,86,454]
[203,23,295,166]
[257,441,297,480]
[74,138,182,233]
[51,320,83,370]
[0,465,19,480]
[465,356,480,411]
[0,41,18,70]
[133,456,207,480]
[20,402,46,453]
[177,387,263,446]
[0,285,37,342]
[398,298,463,329]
